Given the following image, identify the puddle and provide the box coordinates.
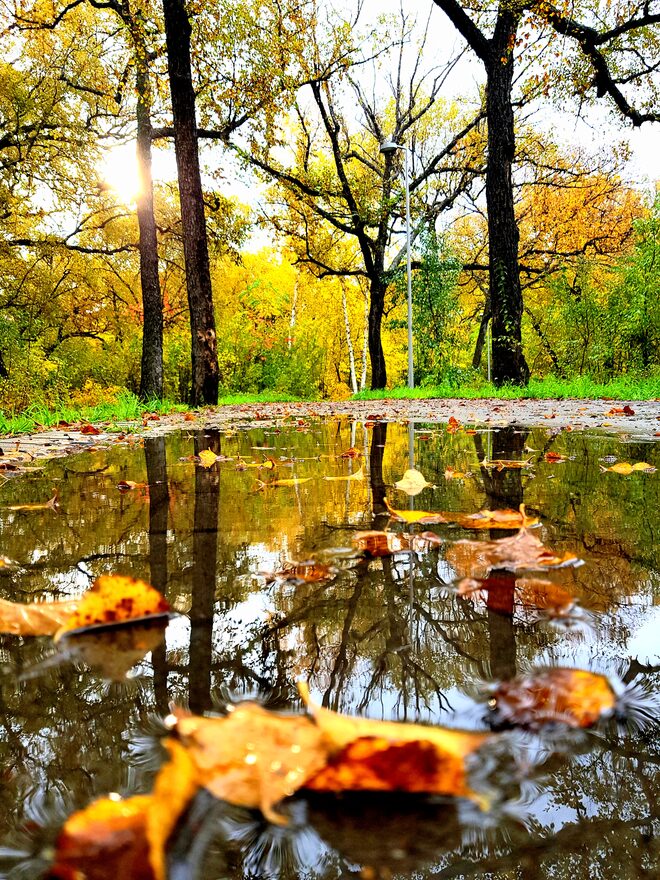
[0,419,658,879]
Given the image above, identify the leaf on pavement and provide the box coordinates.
[447,529,581,578]
[54,575,170,639]
[488,668,617,729]
[394,468,432,495]
[298,683,492,804]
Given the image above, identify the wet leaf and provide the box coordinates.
[263,561,336,584]
[116,480,148,492]
[606,405,635,416]
[198,449,220,468]
[54,575,170,639]
[353,531,413,557]
[257,476,312,488]
[79,424,101,435]
[444,467,470,481]
[340,446,362,458]
[384,498,447,525]
[298,683,492,804]
[55,619,169,680]
[447,529,581,578]
[446,416,462,434]
[458,574,575,618]
[172,702,327,824]
[0,596,80,636]
[481,457,533,471]
[444,505,538,530]
[489,668,616,729]
[544,451,568,463]
[394,468,433,495]
[5,489,60,512]
[323,466,364,482]
[49,741,198,880]
[599,461,656,475]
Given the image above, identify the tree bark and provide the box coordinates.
[162,0,219,405]
[485,13,530,386]
[135,56,164,400]
[368,278,387,389]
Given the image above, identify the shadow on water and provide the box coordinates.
[0,418,658,878]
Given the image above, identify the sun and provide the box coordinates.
[98,143,142,204]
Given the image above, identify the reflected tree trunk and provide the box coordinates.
[369,422,388,520]
[144,437,170,714]
[189,429,220,713]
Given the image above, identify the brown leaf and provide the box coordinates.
[79,424,101,435]
[340,446,362,458]
[446,416,462,434]
[489,668,616,729]
[54,575,170,639]
[481,457,533,471]
[444,505,538,530]
[352,531,413,557]
[172,703,327,824]
[544,451,568,463]
[263,561,336,584]
[447,529,581,579]
[298,683,492,804]
[457,574,575,618]
[0,596,80,636]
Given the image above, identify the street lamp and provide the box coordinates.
[379,138,414,389]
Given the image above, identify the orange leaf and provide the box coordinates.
[80,424,101,435]
[384,498,447,525]
[49,741,199,880]
[489,668,616,729]
[0,596,80,636]
[340,446,362,458]
[298,683,492,804]
[172,702,327,824]
[54,575,170,639]
[481,457,533,471]
[353,531,413,557]
[444,505,538,530]
[447,528,581,578]
[544,451,568,463]
[446,416,462,434]
[264,561,336,583]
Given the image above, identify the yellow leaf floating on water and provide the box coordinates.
[49,740,198,880]
[599,461,656,475]
[444,504,538,530]
[447,528,581,578]
[172,702,328,824]
[323,466,364,482]
[197,449,219,468]
[0,596,80,636]
[489,668,617,729]
[394,468,433,495]
[298,683,492,804]
[257,476,312,488]
[54,575,170,639]
[384,498,447,525]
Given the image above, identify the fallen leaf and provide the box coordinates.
[340,447,362,458]
[544,451,568,463]
[49,740,198,880]
[323,467,364,482]
[116,480,148,492]
[447,528,581,578]
[488,668,616,729]
[394,468,433,495]
[444,505,538,530]
[263,561,336,584]
[298,683,492,804]
[5,489,60,512]
[55,575,170,639]
[384,498,447,525]
[80,424,101,435]
[183,412,196,422]
[172,702,327,824]
[446,416,462,434]
[257,476,312,488]
[0,596,81,636]
[457,574,575,619]
[444,467,470,480]
[599,461,656,475]
[481,457,533,471]
[198,449,219,468]
[55,619,169,680]
[353,531,413,557]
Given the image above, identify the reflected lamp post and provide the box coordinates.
[380,138,414,390]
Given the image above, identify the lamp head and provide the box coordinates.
[379,138,402,155]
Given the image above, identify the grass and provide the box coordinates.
[352,375,660,401]
[0,390,186,436]
[216,391,301,405]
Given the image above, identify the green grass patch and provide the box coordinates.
[353,375,660,401]
[0,390,186,436]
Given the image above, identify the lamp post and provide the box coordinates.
[379,138,414,389]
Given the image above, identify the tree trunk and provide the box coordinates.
[368,278,387,389]
[162,0,219,405]
[472,294,491,370]
[341,282,357,393]
[485,14,530,386]
[135,58,164,400]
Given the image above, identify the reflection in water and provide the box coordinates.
[0,419,658,878]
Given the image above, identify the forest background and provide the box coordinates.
[0,0,658,413]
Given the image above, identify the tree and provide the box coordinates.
[432,0,660,385]
[161,0,218,405]
[240,8,485,388]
